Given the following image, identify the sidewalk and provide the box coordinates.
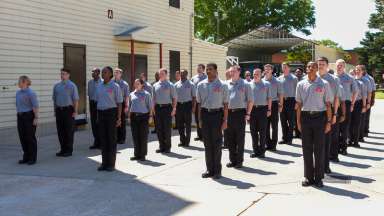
[1,102,384,216]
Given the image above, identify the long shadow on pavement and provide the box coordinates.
[238,166,277,175]
[334,160,372,169]
[345,153,384,161]
[318,185,369,199]
[213,176,255,189]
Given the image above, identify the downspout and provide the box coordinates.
[189,12,194,78]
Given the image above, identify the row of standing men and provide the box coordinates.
[15,58,376,186]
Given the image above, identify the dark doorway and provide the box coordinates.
[63,43,86,124]
[118,53,148,90]
[169,50,180,82]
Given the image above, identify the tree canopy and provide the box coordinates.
[194,0,316,43]
[355,0,384,74]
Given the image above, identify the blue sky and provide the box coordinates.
[295,0,376,49]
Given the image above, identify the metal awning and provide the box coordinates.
[114,24,161,44]
[222,26,314,54]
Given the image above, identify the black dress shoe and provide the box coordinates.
[235,163,243,168]
[325,167,332,174]
[278,140,287,144]
[302,179,314,187]
[27,161,36,165]
[201,172,213,178]
[250,153,258,158]
[18,159,28,164]
[257,153,265,158]
[212,173,222,179]
[97,166,106,171]
[138,157,146,161]
[340,149,348,155]
[330,158,340,163]
[353,143,361,148]
[56,152,65,157]
[226,162,236,168]
[89,145,99,150]
[60,152,72,157]
[155,149,163,153]
[130,156,139,161]
[287,141,292,145]
[105,167,115,172]
[266,146,277,152]
[117,140,125,144]
[222,145,228,149]
[314,180,324,188]
[163,150,171,154]
[178,143,186,147]
[194,137,201,141]
[359,138,365,142]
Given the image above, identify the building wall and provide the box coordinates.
[0,0,197,129]
[315,45,344,63]
[192,39,228,80]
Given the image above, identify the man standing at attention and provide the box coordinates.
[264,64,284,151]
[225,65,253,168]
[279,62,297,145]
[317,57,340,174]
[296,61,332,188]
[197,63,228,179]
[191,64,207,142]
[52,68,79,157]
[88,68,102,149]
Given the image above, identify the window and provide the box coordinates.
[169,50,180,82]
[169,0,180,9]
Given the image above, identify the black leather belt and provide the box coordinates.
[177,101,192,105]
[156,104,172,108]
[253,105,267,108]
[302,111,325,115]
[17,111,34,116]
[228,108,245,112]
[55,106,73,111]
[202,108,223,113]
[131,112,149,117]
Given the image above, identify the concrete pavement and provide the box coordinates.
[1,102,384,216]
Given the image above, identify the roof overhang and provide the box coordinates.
[114,24,161,44]
[222,26,315,54]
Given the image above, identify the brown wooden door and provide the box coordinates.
[63,43,86,123]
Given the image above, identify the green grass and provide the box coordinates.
[375,90,384,99]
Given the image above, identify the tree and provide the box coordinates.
[356,0,384,75]
[286,43,312,64]
[194,0,316,43]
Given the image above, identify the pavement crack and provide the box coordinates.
[236,193,268,216]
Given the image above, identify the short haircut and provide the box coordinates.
[61,68,70,74]
[264,64,273,70]
[230,65,241,72]
[136,78,145,85]
[114,67,123,73]
[282,62,290,67]
[253,68,262,73]
[102,66,114,79]
[180,69,188,75]
[206,63,218,70]
[317,56,329,64]
[198,64,206,70]
[92,67,100,73]
[19,75,31,86]
[296,67,304,72]
[336,59,346,64]
[356,65,366,72]
[159,68,168,74]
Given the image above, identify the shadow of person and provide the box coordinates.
[137,159,165,167]
[161,152,192,159]
[367,135,384,140]
[287,143,302,148]
[317,185,369,199]
[238,166,277,175]
[359,146,384,153]
[259,156,295,165]
[369,131,384,135]
[345,153,384,161]
[363,141,384,146]
[272,149,302,158]
[213,176,255,189]
[335,160,372,169]
[329,172,376,184]
[181,145,205,152]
